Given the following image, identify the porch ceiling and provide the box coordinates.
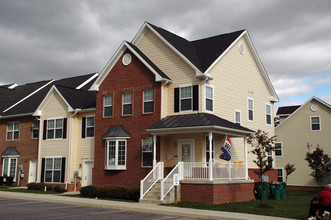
[147,113,254,137]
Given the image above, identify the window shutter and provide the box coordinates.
[41,158,45,183]
[63,118,67,139]
[174,88,179,112]
[43,120,47,140]
[193,85,199,111]
[61,157,66,183]
[82,117,86,138]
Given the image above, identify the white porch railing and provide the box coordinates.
[182,162,247,180]
[140,162,164,199]
[160,162,182,201]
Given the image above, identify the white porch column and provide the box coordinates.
[208,132,213,181]
[244,137,248,180]
[153,135,157,168]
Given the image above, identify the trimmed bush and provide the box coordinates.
[4,176,14,186]
[79,185,140,201]
[54,185,66,193]
[0,176,4,185]
[27,183,46,190]
[128,188,140,201]
[80,185,98,197]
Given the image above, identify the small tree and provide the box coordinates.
[284,163,296,184]
[247,129,276,204]
[305,144,331,192]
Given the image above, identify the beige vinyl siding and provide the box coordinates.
[137,30,200,117]
[275,99,331,187]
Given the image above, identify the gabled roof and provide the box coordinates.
[276,96,331,129]
[132,22,279,102]
[148,113,253,136]
[90,41,170,91]
[1,73,98,118]
[276,105,301,116]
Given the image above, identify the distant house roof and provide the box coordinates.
[148,113,253,136]
[2,147,20,157]
[103,125,131,139]
[276,105,301,116]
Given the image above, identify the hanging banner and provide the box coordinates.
[220,136,232,161]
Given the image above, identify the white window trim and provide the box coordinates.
[247,97,254,122]
[141,137,153,167]
[205,85,214,113]
[275,142,283,157]
[267,147,273,168]
[32,119,39,139]
[85,115,95,139]
[2,157,18,182]
[266,103,272,126]
[122,92,133,116]
[310,115,321,131]
[44,156,62,183]
[46,118,64,140]
[234,109,241,125]
[277,168,284,182]
[180,85,193,113]
[105,139,127,170]
[143,89,154,114]
[6,121,19,141]
[103,94,113,118]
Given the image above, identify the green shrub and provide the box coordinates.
[80,185,98,197]
[54,185,66,193]
[27,183,46,190]
[128,188,140,201]
[46,185,54,191]
[0,176,4,185]
[96,187,108,198]
[4,176,14,186]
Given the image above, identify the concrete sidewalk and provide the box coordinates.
[0,191,293,220]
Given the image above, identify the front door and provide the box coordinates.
[82,161,93,187]
[179,140,195,178]
[28,160,36,183]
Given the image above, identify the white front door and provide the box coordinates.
[179,140,195,162]
[28,160,37,183]
[82,161,93,187]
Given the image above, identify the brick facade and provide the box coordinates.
[248,168,278,183]
[93,49,161,189]
[0,116,39,186]
[181,182,255,204]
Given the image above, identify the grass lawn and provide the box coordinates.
[170,190,318,219]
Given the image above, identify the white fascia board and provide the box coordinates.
[76,73,99,90]
[3,79,55,113]
[0,112,33,119]
[132,22,200,74]
[89,42,127,92]
[276,96,331,129]
[33,85,73,116]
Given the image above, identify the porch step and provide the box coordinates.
[139,182,165,204]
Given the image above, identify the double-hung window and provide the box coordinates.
[275,142,282,157]
[7,122,19,140]
[267,148,273,168]
[32,120,39,139]
[277,168,284,182]
[235,110,241,125]
[2,158,17,180]
[142,137,153,167]
[143,89,154,113]
[266,104,272,125]
[180,86,192,111]
[104,95,113,117]
[248,98,254,121]
[47,118,64,139]
[106,139,127,170]
[45,157,62,183]
[311,116,321,131]
[86,116,95,138]
[122,92,132,115]
[205,85,213,112]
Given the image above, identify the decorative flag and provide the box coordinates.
[220,136,232,161]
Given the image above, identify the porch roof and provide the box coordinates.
[147,113,254,136]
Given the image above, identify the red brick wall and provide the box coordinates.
[248,168,278,183]
[181,182,255,204]
[0,116,39,186]
[93,49,162,189]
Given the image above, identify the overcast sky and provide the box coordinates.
[1,0,330,110]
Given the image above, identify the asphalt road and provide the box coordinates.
[0,198,198,220]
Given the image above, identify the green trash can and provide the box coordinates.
[280,182,286,198]
[270,183,281,200]
[255,182,269,200]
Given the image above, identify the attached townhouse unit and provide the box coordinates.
[0,73,98,190]
[90,22,279,204]
[275,97,331,190]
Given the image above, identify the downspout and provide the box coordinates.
[66,109,79,190]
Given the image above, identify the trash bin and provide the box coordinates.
[255,182,269,200]
[280,182,286,198]
[270,183,281,200]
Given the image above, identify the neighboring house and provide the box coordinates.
[0,73,98,190]
[33,73,98,190]
[275,97,331,189]
[90,22,279,204]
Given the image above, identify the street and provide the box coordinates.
[0,198,198,220]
